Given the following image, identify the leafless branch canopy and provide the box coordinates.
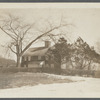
[0,14,73,67]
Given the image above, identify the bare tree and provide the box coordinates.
[0,14,34,67]
[0,14,70,67]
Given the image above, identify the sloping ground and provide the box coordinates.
[0,57,16,67]
[0,73,100,98]
[0,72,72,89]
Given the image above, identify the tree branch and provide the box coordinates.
[8,45,17,54]
[0,26,17,41]
[21,25,64,56]
[9,20,18,37]
[21,25,32,40]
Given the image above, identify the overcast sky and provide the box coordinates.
[0,3,100,59]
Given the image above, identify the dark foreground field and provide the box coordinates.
[0,73,100,98]
[0,72,72,89]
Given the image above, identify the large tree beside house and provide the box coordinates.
[46,37,71,73]
[0,14,71,67]
[70,37,100,71]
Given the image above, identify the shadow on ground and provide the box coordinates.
[0,72,73,89]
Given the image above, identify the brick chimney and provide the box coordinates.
[45,41,51,48]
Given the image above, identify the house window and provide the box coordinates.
[24,57,27,61]
[38,56,41,60]
[28,56,31,61]
[31,56,38,61]
[42,56,45,60]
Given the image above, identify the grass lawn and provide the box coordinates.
[0,72,73,89]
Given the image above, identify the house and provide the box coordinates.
[21,41,55,68]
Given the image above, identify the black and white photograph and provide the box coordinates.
[0,3,100,98]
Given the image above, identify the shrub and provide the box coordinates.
[61,69,95,77]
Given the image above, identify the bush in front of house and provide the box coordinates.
[61,69,95,77]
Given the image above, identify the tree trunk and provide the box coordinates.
[54,61,61,75]
[88,60,92,70]
[69,58,75,69]
[16,55,21,68]
[87,60,92,77]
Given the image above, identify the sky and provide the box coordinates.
[0,3,100,59]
